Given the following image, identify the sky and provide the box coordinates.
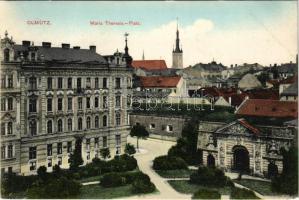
[0,1,297,67]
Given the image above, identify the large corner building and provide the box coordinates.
[0,31,133,175]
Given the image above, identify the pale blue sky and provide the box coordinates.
[0,1,297,66]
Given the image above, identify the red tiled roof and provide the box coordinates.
[279,75,297,84]
[236,99,298,118]
[139,76,181,88]
[238,118,260,135]
[132,60,168,70]
[246,89,279,100]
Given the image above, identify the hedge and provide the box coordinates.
[192,188,221,199]
[153,155,188,170]
[230,187,260,199]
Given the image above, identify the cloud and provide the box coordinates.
[0,1,297,67]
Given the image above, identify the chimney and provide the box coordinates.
[73,46,80,50]
[62,43,70,49]
[42,42,51,48]
[274,63,277,67]
[89,45,96,52]
[235,64,237,67]
[230,64,233,69]
[22,40,31,47]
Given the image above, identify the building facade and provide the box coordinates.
[0,32,133,175]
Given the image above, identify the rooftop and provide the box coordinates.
[139,76,181,88]
[132,60,168,70]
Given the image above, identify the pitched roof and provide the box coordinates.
[14,45,107,64]
[215,118,260,135]
[236,99,298,118]
[132,60,167,70]
[237,118,260,135]
[281,80,298,96]
[139,76,181,88]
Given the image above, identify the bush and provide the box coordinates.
[125,143,136,155]
[131,173,155,194]
[192,188,221,199]
[230,187,260,199]
[100,173,125,188]
[190,166,233,188]
[153,155,188,170]
[108,154,137,172]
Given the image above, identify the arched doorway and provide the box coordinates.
[268,161,278,178]
[207,154,215,167]
[233,146,249,172]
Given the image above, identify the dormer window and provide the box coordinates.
[4,49,9,62]
[31,52,36,61]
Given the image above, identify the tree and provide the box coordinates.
[37,166,47,182]
[130,124,149,150]
[100,148,111,160]
[125,143,136,155]
[69,137,83,171]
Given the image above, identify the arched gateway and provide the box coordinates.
[232,145,249,172]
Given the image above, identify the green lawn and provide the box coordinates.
[168,180,232,195]
[77,184,133,199]
[155,169,197,178]
[233,179,278,196]
[78,175,102,183]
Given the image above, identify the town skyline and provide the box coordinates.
[0,1,297,67]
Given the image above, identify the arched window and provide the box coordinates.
[47,120,52,134]
[57,119,63,133]
[68,118,72,131]
[95,116,99,128]
[29,77,37,90]
[1,123,5,135]
[115,113,121,126]
[4,49,9,62]
[29,120,37,136]
[78,118,82,130]
[7,122,12,135]
[103,115,107,127]
[86,116,91,129]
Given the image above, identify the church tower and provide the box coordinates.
[172,20,183,69]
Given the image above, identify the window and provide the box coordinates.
[8,167,12,174]
[47,98,52,112]
[77,78,81,89]
[29,77,37,90]
[115,113,121,126]
[58,157,62,166]
[47,120,52,134]
[7,122,12,135]
[31,52,36,61]
[1,146,5,159]
[95,78,99,89]
[103,96,108,108]
[115,77,121,89]
[95,116,99,128]
[29,162,36,171]
[57,119,63,132]
[67,141,72,153]
[86,97,90,109]
[149,124,155,129]
[4,49,9,62]
[7,75,13,88]
[78,97,82,110]
[103,78,107,88]
[1,123,5,135]
[115,96,121,107]
[1,98,5,111]
[7,145,13,158]
[29,147,37,160]
[67,118,72,131]
[67,77,72,89]
[57,98,63,111]
[103,115,107,127]
[48,159,52,167]
[7,98,13,110]
[29,98,37,113]
[57,142,62,155]
[58,77,63,89]
[166,125,173,132]
[47,77,52,89]
[29,120,37,136]
[86,77,91,89]
[47,144,52,156]
[86,152,90,160]
[94,97,99,108]
[78,118,82,130]
[86,117,91,129]
[1,75,6,88]
[95,138,99,149]
[103,136,107,148]
[116,135,121,146]
[67,97,72,111]
[86,139,90,150]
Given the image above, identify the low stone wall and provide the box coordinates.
[129,114,188,139]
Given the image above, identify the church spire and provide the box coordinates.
[174,18,182,53]
[124,32,129,55]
